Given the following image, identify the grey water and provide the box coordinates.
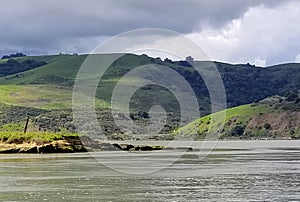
[0,140,299,201]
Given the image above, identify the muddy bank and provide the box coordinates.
[0,136,165,153]
[0,139,86,154]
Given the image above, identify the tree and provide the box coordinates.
[286,92,298,101]
[164,58,173,63]
[1,55,10,59]
[185,56,194,62]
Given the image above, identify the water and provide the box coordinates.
[0,140,299,201]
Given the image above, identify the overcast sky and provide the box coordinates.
[1,0,299,66]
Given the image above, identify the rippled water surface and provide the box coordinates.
[0,140,299,201]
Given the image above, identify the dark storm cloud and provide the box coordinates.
[1,0,298,66]
[0,0,286,55]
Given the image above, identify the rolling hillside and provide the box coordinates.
[177,95,300,139]
[0,54,86,85]
[0,53,299,138]
[1,53,300,112]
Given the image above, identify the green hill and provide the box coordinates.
[176,95,300,139]
[0,54,86,85]
[1,53,300,111]
[0,53,299,139]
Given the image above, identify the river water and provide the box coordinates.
[0,140,299,201]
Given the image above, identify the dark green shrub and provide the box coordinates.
[264,123,271,130]
[230,125,245,136]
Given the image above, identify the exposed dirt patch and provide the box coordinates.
[245,111,300,137]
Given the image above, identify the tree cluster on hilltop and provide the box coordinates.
[1,52,26,59]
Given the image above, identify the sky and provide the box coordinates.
[0,0,300,66]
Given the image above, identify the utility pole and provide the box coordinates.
[24,115,29,133]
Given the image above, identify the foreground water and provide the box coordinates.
[0,140,299,201]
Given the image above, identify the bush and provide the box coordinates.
[230,125,245,136]
[263,123,271,130]
[285,91,298,102]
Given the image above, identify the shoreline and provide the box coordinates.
[1,137,300,154]
[0,140,87,154]
[0,136,165,154]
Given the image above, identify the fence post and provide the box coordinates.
[24,115,29,133]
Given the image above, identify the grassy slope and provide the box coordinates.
[0,54,187,113]
[0,85,71,109]
[0,55,111,110]
[0,54,163,137]
[176,103,278,139]
[0,55,109,139]
[0,56,74,136]
[2,54,299,112]
[0,54,149,99]
[0,131,80,144]
[0,55,86,85]
[0,84,109,110]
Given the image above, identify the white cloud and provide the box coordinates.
[253,58,266,67]
[186,1,300,66]
[295,54,300,63]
